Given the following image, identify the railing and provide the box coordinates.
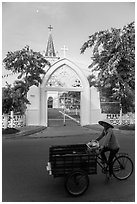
[104,113,135,126]
[2,114,26,128]
[2,112,135,128]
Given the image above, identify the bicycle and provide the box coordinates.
[46,141,134,196]
[87,140,134,181]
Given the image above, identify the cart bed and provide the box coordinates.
[48,144,97,177]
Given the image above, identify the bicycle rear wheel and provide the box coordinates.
[65,170,89,196]
[112,155,134,180]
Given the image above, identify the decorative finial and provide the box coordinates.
[48,25,53,32]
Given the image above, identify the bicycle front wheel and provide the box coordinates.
[65,170,89,196]
[112,155,134,180]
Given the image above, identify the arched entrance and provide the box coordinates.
[47,91,81,127]
[48,96,53,108]
[40,58,90,127]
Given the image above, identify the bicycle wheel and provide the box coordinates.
[112,155,134,180]
[65,170,89,196]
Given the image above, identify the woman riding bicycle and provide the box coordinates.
[96,119,120,178]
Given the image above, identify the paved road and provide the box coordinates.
[2,130,135,202]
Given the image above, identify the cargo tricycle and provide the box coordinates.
[46,140,133,196]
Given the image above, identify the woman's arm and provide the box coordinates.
[102,128,112,147]
[96,130,105,141]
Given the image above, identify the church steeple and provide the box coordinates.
[45,25,56,57]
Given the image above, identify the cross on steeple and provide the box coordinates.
[61,45,68,58]
[48,25,53,32]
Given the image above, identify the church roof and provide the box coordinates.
[45,25,56,57]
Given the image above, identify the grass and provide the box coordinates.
[2,128,20,134]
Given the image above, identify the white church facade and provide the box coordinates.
[2,26,102,127]
[26,58,102,127]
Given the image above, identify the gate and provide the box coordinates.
[48,91,80,127]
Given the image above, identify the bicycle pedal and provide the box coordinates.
[102,167,109,174]
[105,174,113,181]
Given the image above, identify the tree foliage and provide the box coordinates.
[81,22,135,113]
[3,45,50,89]
[2,84,13,114]
[3,46,50,114]
[2,82,30,114]
[59,92,80,109]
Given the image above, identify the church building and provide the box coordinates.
[2,25,102,127]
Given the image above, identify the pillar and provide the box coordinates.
[80,87,90,126]
[90,87,102,124]
[39,88,48,127]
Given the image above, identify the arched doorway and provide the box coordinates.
[47,91,81,127]
[48,96,53,108]
[40,58,90,127]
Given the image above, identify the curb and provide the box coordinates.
[28,132,99,139]
[2,126,47,139]
[17,126,47,137]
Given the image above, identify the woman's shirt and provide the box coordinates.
[97,127,120,150]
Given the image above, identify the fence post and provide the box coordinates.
[10,111,14,128]
[3,113,8,129]
[119,104,122,125]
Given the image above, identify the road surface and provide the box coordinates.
[2,131,135,202]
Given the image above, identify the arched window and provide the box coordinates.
[48,97,53,108]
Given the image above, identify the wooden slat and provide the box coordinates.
[48,144,97,177]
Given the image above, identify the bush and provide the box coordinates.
[100,103,120,114]
[2,128,20,134]
[118,124,135,130]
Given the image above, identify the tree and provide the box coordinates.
[3,46,50,128]
[81,22,135,114]
[3,45,50,90]
[2,84,13,115]
[87,74,97,87]
[2,82,30,114]
[2,82,30,129]
[59,92,80,110]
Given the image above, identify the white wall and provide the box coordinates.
[90,87,102,124]
[80,88,90,126]
[26,86,40,125]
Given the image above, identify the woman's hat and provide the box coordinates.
[98,119,114,128]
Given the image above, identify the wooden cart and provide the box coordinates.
[46,143,97,196]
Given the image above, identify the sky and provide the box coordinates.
[2,2,135,74]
